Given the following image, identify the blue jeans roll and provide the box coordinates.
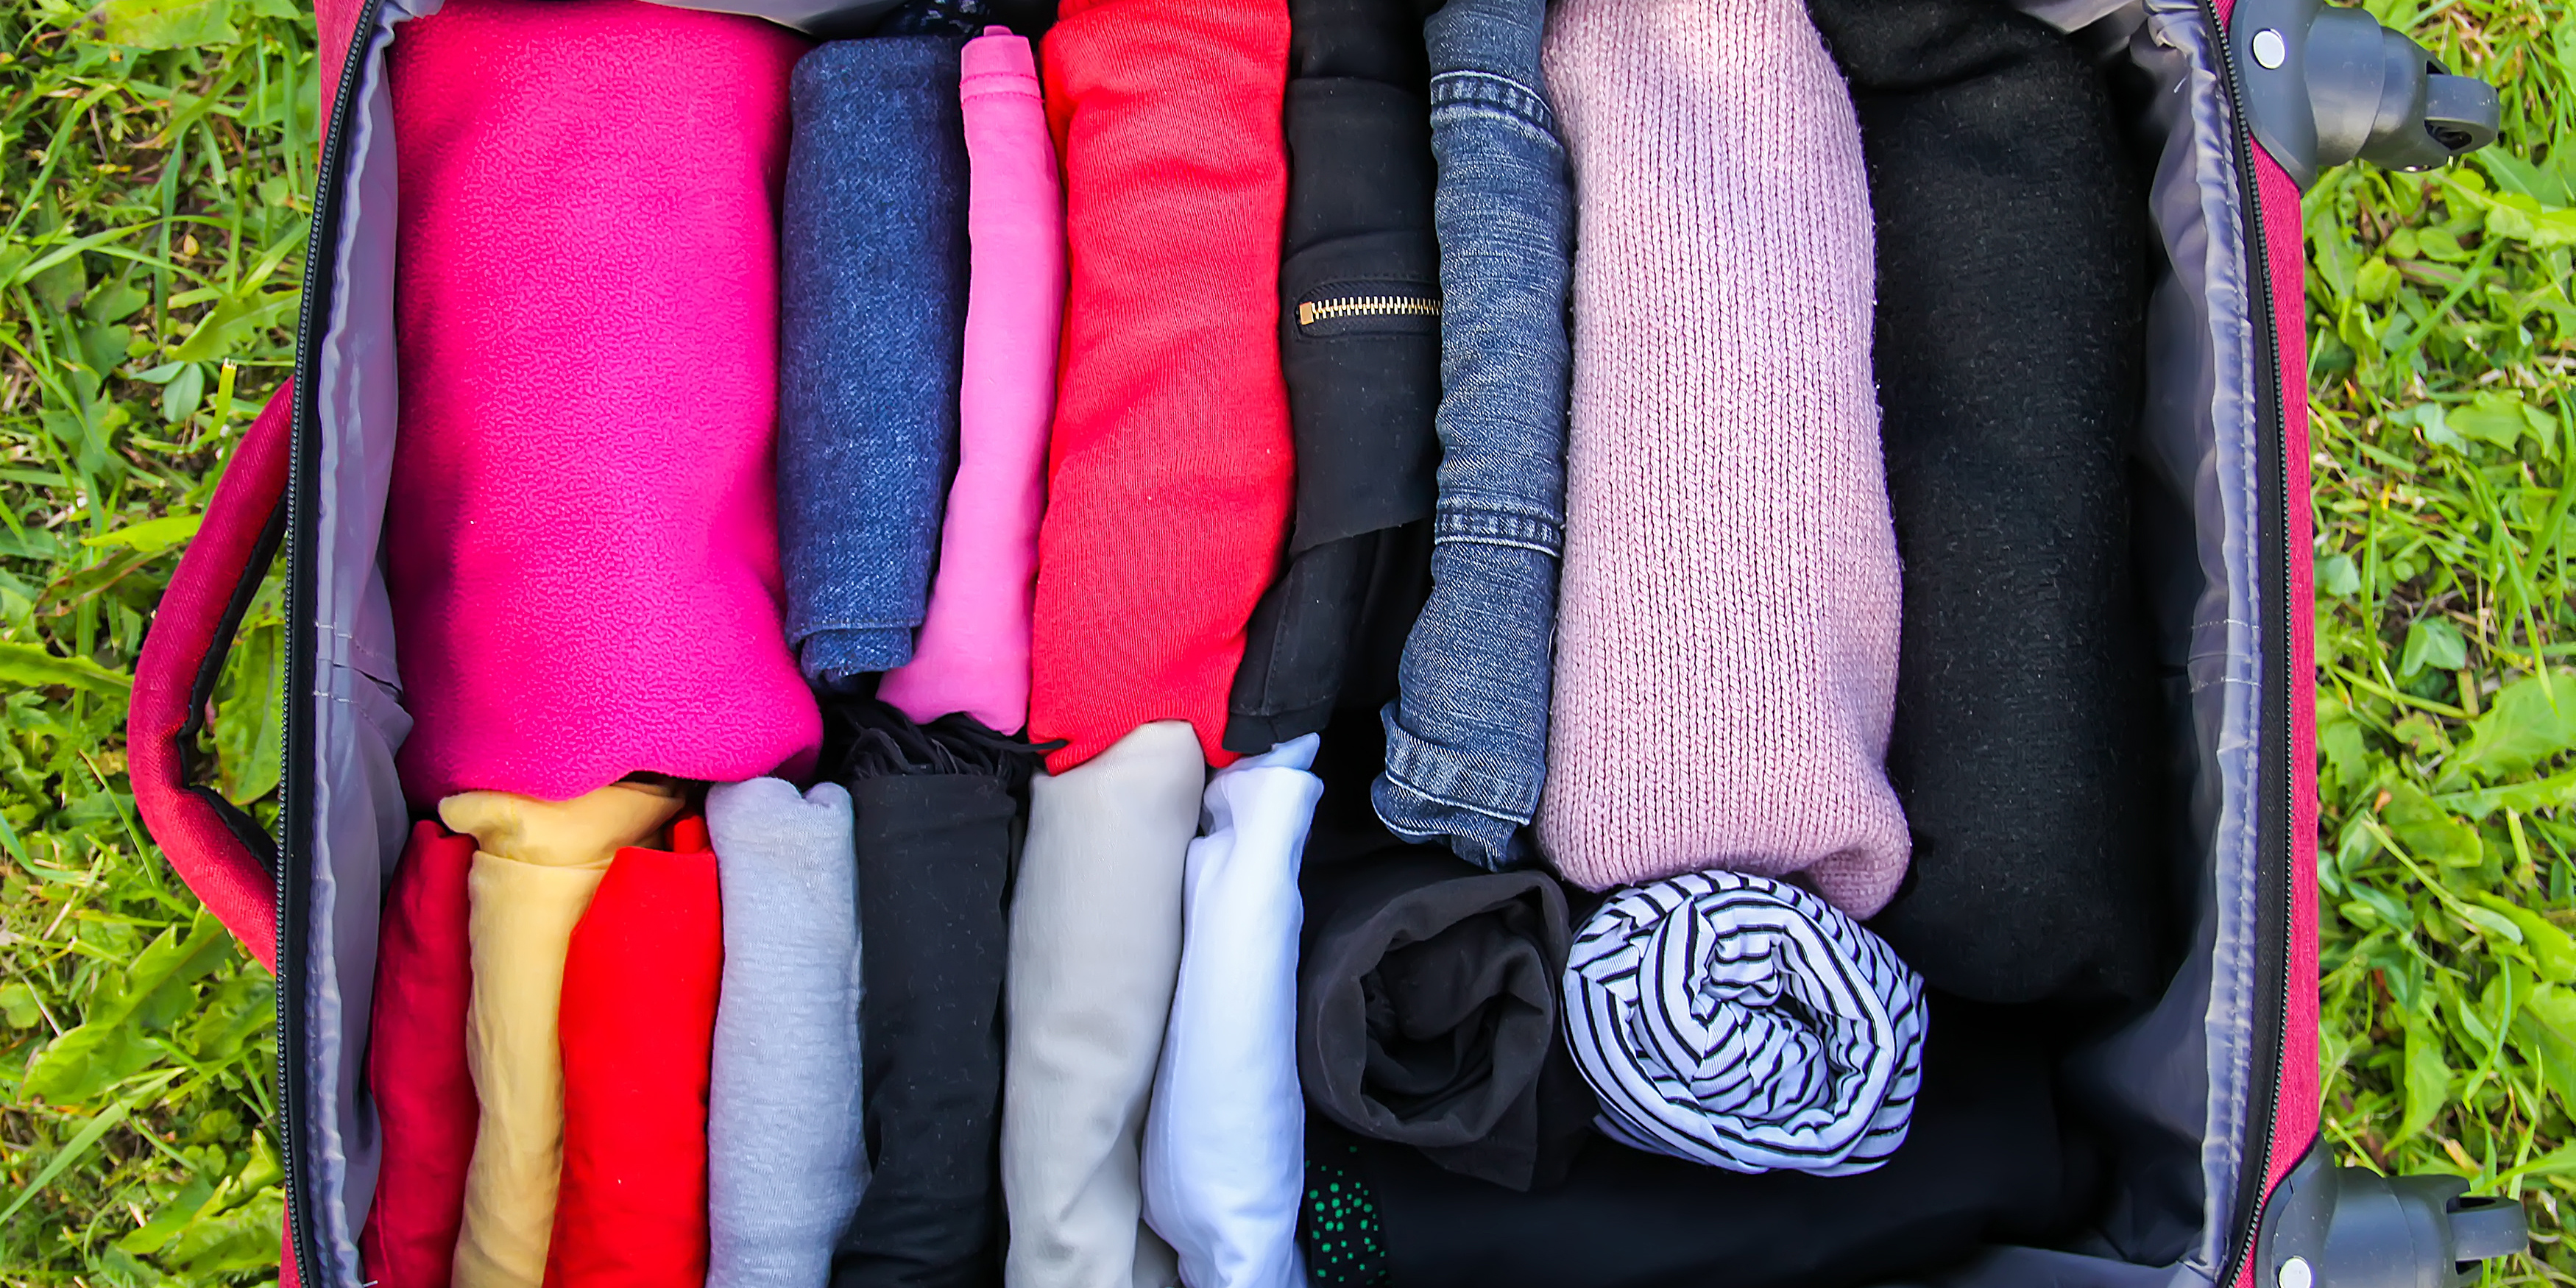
[1370,0,1574,871]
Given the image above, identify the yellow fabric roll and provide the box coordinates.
[446,781,684,1288]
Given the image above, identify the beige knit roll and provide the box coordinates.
[445,781,683,1288]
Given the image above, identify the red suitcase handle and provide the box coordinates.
[128,382,294,973]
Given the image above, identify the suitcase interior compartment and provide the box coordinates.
[277,0,2290,1284]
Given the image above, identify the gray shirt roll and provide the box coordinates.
[708,778,868,1288]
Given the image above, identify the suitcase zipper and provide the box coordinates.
[280,0,388,1278]
[2201,0,2300,1281]
[1298,294,1442,328]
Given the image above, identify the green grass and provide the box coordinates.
[0,0,2572,1282]
[1,0,310,1280]
[2308,0,2576,1280]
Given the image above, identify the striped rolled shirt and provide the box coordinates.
[1561,870,1926,1175]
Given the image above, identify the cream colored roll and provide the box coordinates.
[445,781,684,1288]
[1002,721,1204,1288]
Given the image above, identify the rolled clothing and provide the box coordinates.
[1370,0,1574,869]
[1298,839,1591,1193]
[863,0,1058,37]
[1030,0,1293,775]
[1563,871,1924,1176]
[1284,0,1432,80]
[878,0,994,36]
[779,35,970,687]
[1002,721,1206,1288]
[707,779,868,1288]
[1239,526,1435,757]
[386,0,817,805]
[829,704,1044,1288]
[1142,735,1324,1288]
[1532,0,1909,913]
[984,0,1053,34]
[1805,0,2171,1013]
[447,782,686,1288]
[1321,997,2089,1288]
[361,823,479,1288]
[1231,531,1435,757]
[1224,0,1441,754]
[547,817,721,1288]
[877,27,1064,735]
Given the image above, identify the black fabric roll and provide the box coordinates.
[1225,0,1441,754]
[869,0,1053,38]
[1337,997,2095,1288]
[974,0,1054,38]
[827,700,1044,1288]
[1805,0,2173,1015]
[1231,520,1433,751]
[1298,714,1593,1192]
[1285,0,1434,82]
[874,0,983,35]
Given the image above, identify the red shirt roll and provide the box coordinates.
[545,817,722,1288]
[1030,0,1294,774]
[361,821,480,1288]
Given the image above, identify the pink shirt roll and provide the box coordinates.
[877,28,1064,735]
[386,0,818,804]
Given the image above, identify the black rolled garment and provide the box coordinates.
[866,0,1055,38]
[873,0,986,35]
[1232,520,1434,750]
[977,0,1055,38]
[1298,715,1594,1192]
[1804,0,2174,1016]
[1333,998,2095,1288]
[827,700,1043,1288]
[1224,0,1442,754]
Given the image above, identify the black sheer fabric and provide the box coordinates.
[827,700,1046,1288]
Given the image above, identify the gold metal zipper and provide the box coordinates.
[1299,294,1442,327]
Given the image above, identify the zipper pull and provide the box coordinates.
[1298,293,1443,330]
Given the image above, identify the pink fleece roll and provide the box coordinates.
[878,28,1064,735]
[1533,0,1911,915]
[386,0,818,805]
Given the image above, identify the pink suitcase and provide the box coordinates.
[124,0,2521,1283]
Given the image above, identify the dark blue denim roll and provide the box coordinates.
[1371,0,1573,870]
[779,37,969,690]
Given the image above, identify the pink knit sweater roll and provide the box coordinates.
[877,29,1064,735]
[1534,0,1910,916]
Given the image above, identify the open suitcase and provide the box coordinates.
[121,0,2531,1283]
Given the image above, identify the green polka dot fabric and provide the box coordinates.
[1301,1144,1389,1287]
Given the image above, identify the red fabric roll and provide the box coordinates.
[545,817,722,1288]
[361,821,481,1288]
[1030,0,1293,774]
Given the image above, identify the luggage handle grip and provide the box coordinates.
[129,382,294,973]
